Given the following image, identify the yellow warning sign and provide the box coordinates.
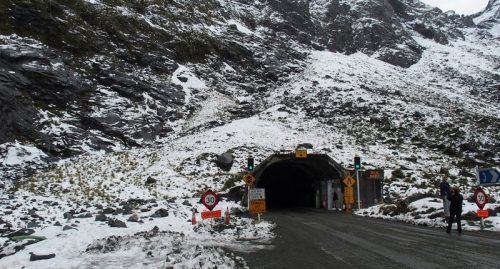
[243,173,256,185]
[249,200,266,214]
[343,176,356,187]
[295,149,307,158]
[344,186,354,204]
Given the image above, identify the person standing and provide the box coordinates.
[446,187,463,233]
[439,178,451,220]
[333,191,339,210]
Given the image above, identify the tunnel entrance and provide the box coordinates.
[251,153,347,210]
[257,162,316,208]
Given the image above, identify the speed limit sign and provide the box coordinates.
[473,187,489,210]
[201,190,219,211]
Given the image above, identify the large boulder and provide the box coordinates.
[216,152,234,171]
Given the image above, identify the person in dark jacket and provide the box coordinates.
[333,191,339,210]
[439,178,451,219]
[446,187,463,233]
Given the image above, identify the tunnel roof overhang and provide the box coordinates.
[253,153,348,183]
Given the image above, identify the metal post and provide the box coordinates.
[475,165,479,183]
[356,170,361,209]
[480,217,484,230]
[327,180,333,210]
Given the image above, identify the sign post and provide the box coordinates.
[354,156,361,209]
[473,186,489,230]
[249,188,266,223]
[199,190,221,222]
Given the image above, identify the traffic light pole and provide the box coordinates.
[356,169,361,209]
[354,156,361,209]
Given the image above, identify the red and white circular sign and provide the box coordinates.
[473,187,488,210]
[201,190,219,211]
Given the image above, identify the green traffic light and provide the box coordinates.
[248,157,254,171]
[354,156,361,170]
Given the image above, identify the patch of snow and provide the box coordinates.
[0,141,47,166]
[172,65,207,104]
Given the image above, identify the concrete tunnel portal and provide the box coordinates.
[251,154,348,209]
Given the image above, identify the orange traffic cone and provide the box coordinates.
[224,207,230,225]
[191,209,197,225]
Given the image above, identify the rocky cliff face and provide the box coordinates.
[0,0,498,180]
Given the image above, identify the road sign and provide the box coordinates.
[343,176,356,187]
[477,210,489,218]
[249,200,266,214]
[249,188,266,214]
[249,188,265,200]
[295,149,307,158]
[201,190,219,211]
[473,187,488,210]
[478,168,500,185]
[344,186,354,204]
[367,170,383,180]
[201,210,222,219]
[243,173,256,185]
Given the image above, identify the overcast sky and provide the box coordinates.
[420,0,489,15]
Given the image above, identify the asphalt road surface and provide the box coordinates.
[238,209,500,269]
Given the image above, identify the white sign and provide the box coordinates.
[249,188,265,201]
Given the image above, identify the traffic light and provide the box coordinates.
[354,156,361,170]
[247,157,254,172]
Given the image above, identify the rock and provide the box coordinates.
[76,213,93,218]
[122,203,133,211]
[220,187,244,202]
[122,209,133,215]
[127,214,140,222]
[149,209,166,218]
[27,221,40,228]
[7,228,35,238]
[102,207,115,214]
[54,221,62,226]
[151,208,169,218]
[63,225,76,231]
[216,152,234,171]
[145,176,157,185]
[95,214,108,222]
[29,252,56,261]
[63,211,74,219]
[28,208,38,215]
[108,219,127,228]
[182,200,192,206]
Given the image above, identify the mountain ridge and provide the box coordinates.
[0,0,499,181]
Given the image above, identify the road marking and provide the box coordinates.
[320,246,352,266]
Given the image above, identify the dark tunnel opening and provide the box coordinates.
[256,162,317,209]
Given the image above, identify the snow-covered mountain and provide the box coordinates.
[0,0,499,267]
[1,0,498,180]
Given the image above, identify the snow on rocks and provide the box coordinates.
[0,189,273,268]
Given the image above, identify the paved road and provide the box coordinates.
[238,209,500,269]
